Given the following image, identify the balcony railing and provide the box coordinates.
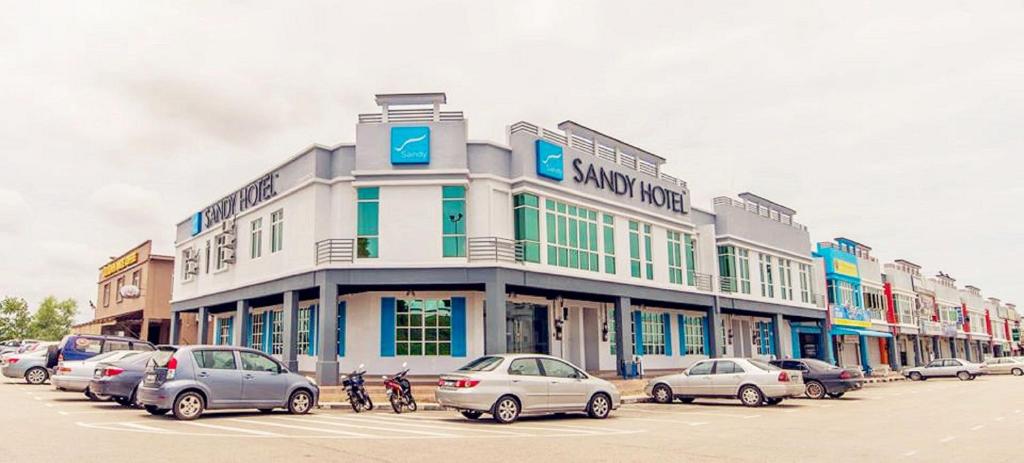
[468,237,523,263]
[719,276,738,293]
[689,272,714,292]
[315,239,354,265]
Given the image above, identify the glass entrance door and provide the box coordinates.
[507,302,550,354]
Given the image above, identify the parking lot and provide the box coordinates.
[2,375,1021,462]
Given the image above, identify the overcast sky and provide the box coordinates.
[1,1,1021,321]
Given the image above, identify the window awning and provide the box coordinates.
[832,326,893,338]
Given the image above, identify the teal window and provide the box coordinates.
[799,264,811,303]
[759,254,775,298]
[250,218,262,259]
[396,299,452,356]
[217,317,232,345]
[442,186,466,257]
[684,233,696,286]
[249,312,263,350]
[513,193,541,263]
[544,199,599,271]
[718,246,736,292]
[640,312,665,355]
[297,307,312,353]
[754,321,773,355]
[738,249,752,294]
[683,315,706,355]
[602,214,616,274]
[357,187,379,258]
[779,259,793,301]
[270,210,283,253]
[629,222,653,280]
[607,306,617,355]
[270,310,283,354]
[667,231,683,285]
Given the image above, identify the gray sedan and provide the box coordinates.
[137,346,319,420]
[435,354,621,424]
[2,349,51,385]
[89,351,157,407]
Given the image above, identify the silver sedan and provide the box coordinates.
[1,349,50,385]
[645,358,805,407]
[52,350,143,398]
[435,354,621,424]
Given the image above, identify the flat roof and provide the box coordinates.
[557,120,666,162]
[374,92,447,106]
[737,192,796,216]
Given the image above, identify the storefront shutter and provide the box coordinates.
[663,313,672,356]
[702,316,711,355]
[262,311,272,354]
[308,304,318,356]
[337,301,346,357]
[677,314,686,355]
[451,297,467,357]
[633,311,644,356]
[381,297,396,357]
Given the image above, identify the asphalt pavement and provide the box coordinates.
[1,374,1021,462]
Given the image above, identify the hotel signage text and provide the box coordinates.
[197,172,278,234]
[571,158,689,215]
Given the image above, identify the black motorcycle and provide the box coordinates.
[341,364,373,412]
[383,362,416,414]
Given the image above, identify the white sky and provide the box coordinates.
[1,1,1021,321]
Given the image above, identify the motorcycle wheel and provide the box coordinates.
[365,395,375,411]
[390,395,403,414]
[350,397,362,413]
[407,397,418,412]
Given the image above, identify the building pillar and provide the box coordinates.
[315,280,339,386]
[169,312,181,345]
[484,277,507,355]
[888,336,901,371]
[234,300,250,347]
[822,320,836,365]
[613,296,634,377]
[771,313,784,359]
[707,298,723,358]
[858,335,872,375]
[282,291,299,372]
[197,307,210,345]
[913,336,922,367]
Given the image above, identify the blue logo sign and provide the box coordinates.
[536,139,564,180]
[191,212,203,236]
[390,126,430,165]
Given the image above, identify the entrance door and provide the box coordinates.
[799,333,819,359]
[506,303,550,354]
[582,308,601,371]
[564,307,582,367]
[732,319,752,358]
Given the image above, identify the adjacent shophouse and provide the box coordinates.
[166,92,828,385]
[882,260,923,368]
[931,272,968,359]
[959,285,990,361]
[73,241,196,344]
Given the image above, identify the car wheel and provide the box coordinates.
[805,381,826,400]
[909,372,923,381]
[679,397,695,404]
[288,390,314,415]
[1012,368,1023,376]
[173,391,205,420]
[652,384,673,404]
[739,385,764,407]
[144,405,169,416]
[587,393,612,419]
[827,392,845,399]
[492,396,520,424]
[957,371,971,381]
[460,410,483,420]
[25,367,48,385]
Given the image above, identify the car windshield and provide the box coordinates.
[801,359,838,370]
[457,356,504,372]
[747,359,781,371]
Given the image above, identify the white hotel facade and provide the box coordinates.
[168,93,829,385]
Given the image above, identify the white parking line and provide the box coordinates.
[181,421,283,437]
[619,407,758,419]
[229,418,373,437]
[616,416,710,426]
[353,415,529,436]
[309,416,458,437]
[970,425,985,431]
[939,436,956,443]
[121,422,171,433]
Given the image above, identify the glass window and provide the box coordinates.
[544,198,599,272]
[641,311,665,355]
[270,209,284,253]
[102,283,110,307]
[513,193,540,263]
[240,352,279,372]
[250,218,263,259]
[508,358,542,376]
[357,188,379,258]
[715,360,742,374]
[718,246,736,292]
[130,343,154,351]
[102,341,130,353]
[131,270,141,288]
[249,312,264,350]
[747,359,781,371]
[643,224,654,280]
[759,254,774,298]
[270,310,283,355]
[297,307,312,353]
[602,214,615,274]
[396,299,452,356]
[442,186,466,257]
[193,350,237,370]
[217,318,232,345]
[629,221,653,279]
[458,356,503,372]
[779,259,793,301]
[607,306,617,356]
[215,234,229,270]
[688,361,713,375]
[799,264,811,303]
[667,231,684,285]
[683,315,706,355]
[540,358,579,378]
[684,233,696,286]
[737,249,752,294]
[115,277,125,302]
[73,338,102,354]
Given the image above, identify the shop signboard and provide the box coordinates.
[390,126,431,165]
[831,303,871,328]
[101,252,139,278]
[832,259,859,278]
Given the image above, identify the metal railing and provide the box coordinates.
[719,276,738,293]
[689,272,713,292]
[468,237,523,263]
[315,239,355,265]
[712,196,808,231]
[358,110,464,124]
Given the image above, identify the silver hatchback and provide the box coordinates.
[435,354,621,424]
[136,346,319,420]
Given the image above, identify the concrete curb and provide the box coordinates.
[319,395,653,411]
[863,376,907,384]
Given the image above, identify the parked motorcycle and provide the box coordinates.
[342,364,373,412]
[383,362,417,414]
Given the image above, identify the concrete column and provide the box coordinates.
[315,281,339,386]
[613,296,634,377]
[282,291,299,372]
[822,320,837,365]
[913,336,923,367]
[234,300,250,347]
[197,307,210,345]
[707,298,723,359]
[771,313,785,359]
[484,277,507,355]
[888,336,902,371]
[169,312,181,345]
[859,335,872,375]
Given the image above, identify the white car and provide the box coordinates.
[644,358,805,407]
[982,357,1024,376]
[903,358,986,381]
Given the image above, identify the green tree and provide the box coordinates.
[29,296,78,341]
[0,297,33,341]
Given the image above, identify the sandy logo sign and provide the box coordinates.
[391,126,431,165]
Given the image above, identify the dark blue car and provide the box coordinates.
[46,335,155,369]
